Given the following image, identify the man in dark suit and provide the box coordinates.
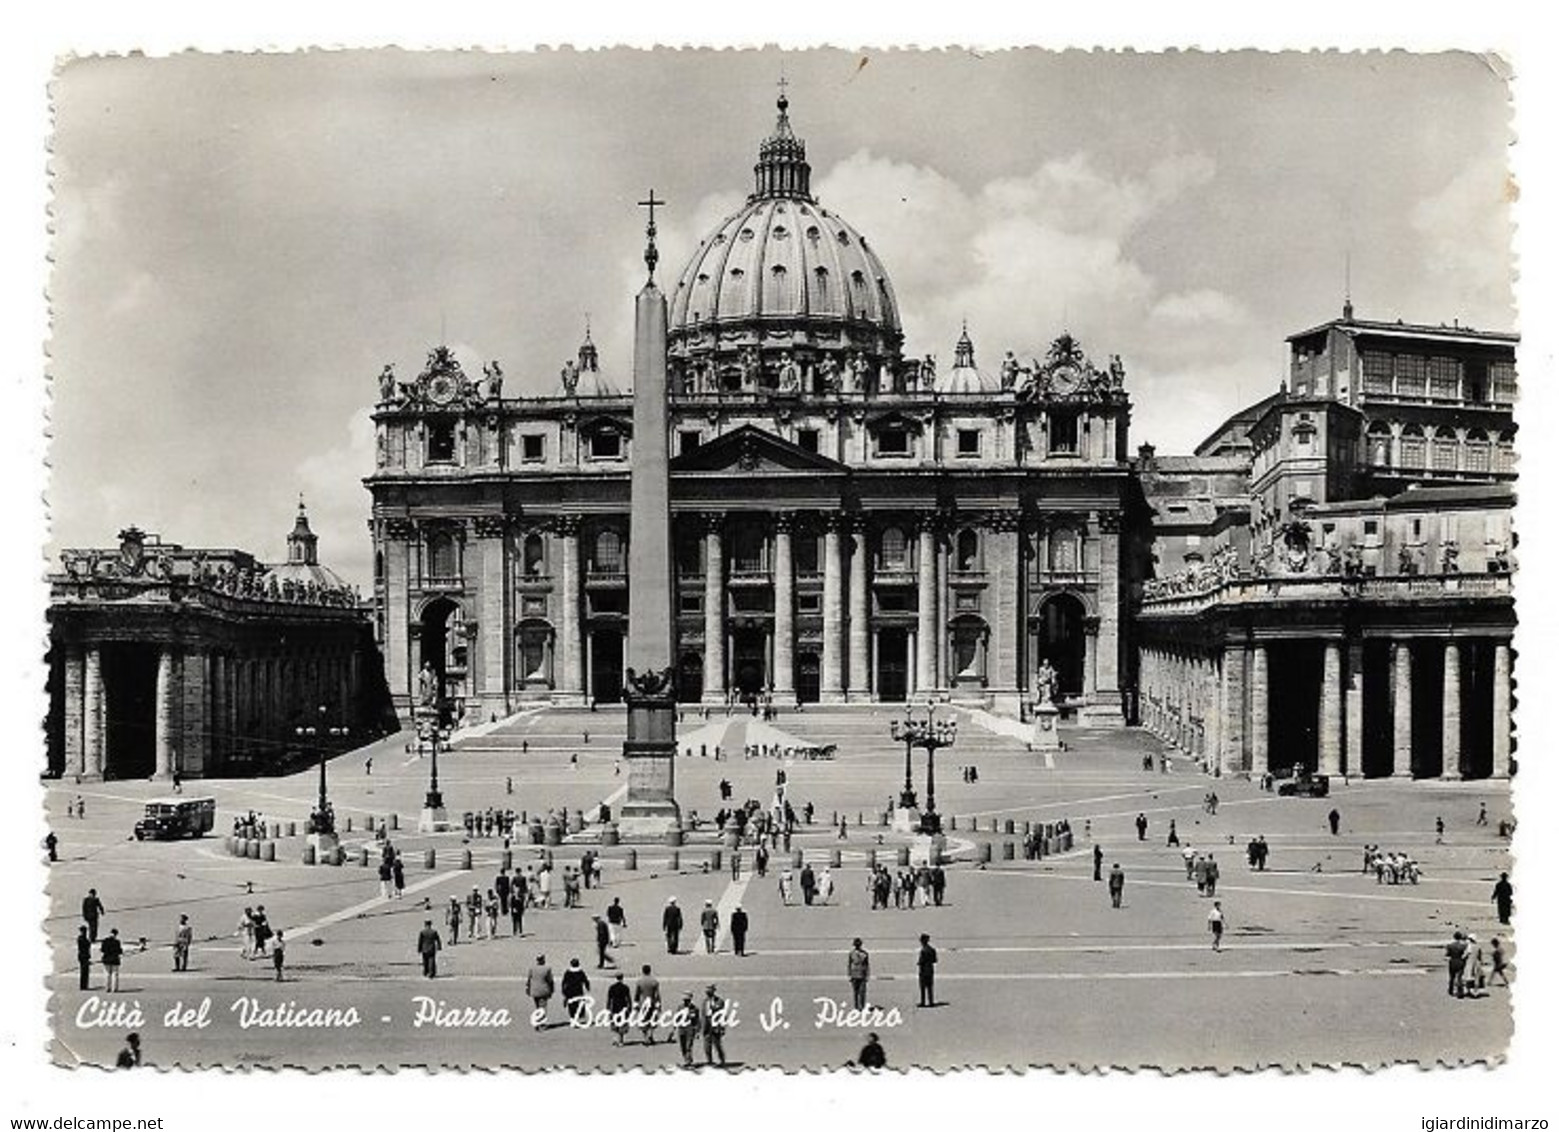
[916,933,938,1007]
[76,925,92,990]
[82,888,105,942]
[662,897,683,954]
[417,919,442,978]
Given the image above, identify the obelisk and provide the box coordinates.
[617,189,682,839]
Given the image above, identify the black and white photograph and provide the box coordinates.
[6,10,1559,1130]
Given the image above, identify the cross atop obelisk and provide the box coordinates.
[638,189,666,280]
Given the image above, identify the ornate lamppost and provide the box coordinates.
[417,713,454,832]
[890,704,957,835]
[297,703,349,856]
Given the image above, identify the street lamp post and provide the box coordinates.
[890,704,957,835]
[298,704,349,857]
[417,712,453,832]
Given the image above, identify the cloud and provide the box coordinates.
[1410,164,1515,324]
[295,407,377,586]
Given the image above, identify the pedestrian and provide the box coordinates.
[1328,808,1341,836]
[44,831,58,862]
[1193,854,1208,894]
[526,955,554,1026]
[171,770,182,794]
[702,985,728,1067]
[1093,843,1104,882]
[605,972,633,1045]
[1207,900,1225,951]
[251,906,271,956]
[390,853,405,899]
[1204,854,1220,897]
[1256,836,1269,871]
[778,870,794,905]
[1435,815,1445,844]
[237,907,256,959]
[1166,819,1179,847]
[486,890,500,938]
[365,755,372,776]
[114,1032,141,1069]
[560,958,591,1025]
[76,796,86,820]
[378,858,393,900]
[731,905,749,957]
[81,888,104,943]
[820,866,836,905]
[446,897,462,946]
[847,937,871,1009]
[594,915,614,969]
[417,919,442,978]
[1492,872,1514,925]
[917,933,938,1008]
[856,1031,887,1068]
[100,928,123,993]
[173,914,193,972]
[1477,802,1488,827]
[701,899,720,954]
[76,925,92,990]
[467,886,482,939]
[1446,931,1470,998]
[662,897,683,954]
[1490,938,1511,987]
[634,964,662,1045]
[271,931,286,982]
[1108,863,1125,908]
[606,897,626,947]
[1135,813,1148,841]
[800,863,817,905]
[676,992,700,1067]
[932,865,946,906]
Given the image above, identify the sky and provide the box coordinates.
[46,49,1516,587]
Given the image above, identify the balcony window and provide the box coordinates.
[1491,361,1518,404]
[523,534,545,577]
[1432,429,1459,472]
[880,526,908,571]
[590,429,623,460]
[593,530,624,574]
[1361,351,1393,395]
[427,421,456,463]
[957,429,981,457]
[796,428,820,453]
[1428,356,1462,400]
[955,529,980,571]
[876,427,910,457]
[521,434,545,463]
[427,532,458,581]
[1049,410,1079,455]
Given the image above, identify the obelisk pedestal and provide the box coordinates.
[617,192,682,840]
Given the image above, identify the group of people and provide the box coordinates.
[1444,930,1511,998]
[1243,835,1272,871]
[779,862,835,906]
[1362,845,1422,885]
[867,863,946,910]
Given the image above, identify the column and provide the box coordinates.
[181,650,209,776]
[1094,512,1123,713]
[383,520,413,711]
[915,521,937,695]
[933,525,947,690]
[1250,644,1269,777]
[773,513,796,702]
[83,646,105,778]
[1492,641,1512,778]
[1442,640,1462,780]
[1392,642,1414,777]
[1319,640,1343,776]
[62,644,85,776]
[477,516,509,715]
[558,517,585,702]
[989,515,1022,711]
[1204,655,1221,769]
[702,513,726,703]
[847,518,871,700]
[1345,642,1364,779]
[1083,622,1099,698]
[1220,645,1246,776]
[155,646,177,779]
[210,653,226,771]
[821,515,845,701]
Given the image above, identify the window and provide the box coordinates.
[1412,519,1423,539]
[1428,356,1462,400]
[732,524,765,574]
[1432,428,1459,471]
[1394,355,1428,398]
[796,428,820,454]
[678,593,703,615]
[676,527,703,577]
[794,532,820,575]
[593,530,623,574]
[1367,422,1392,466]
[1364,520,1380,537]
[519,631,549,683]
[876,427,910,457]
[427,421,456,463]
[427,532,458,580]
[1048,410,1079,455]
[1490,361,1518,404]
[957,429,981,457]
[678,430,702,456]
[1495,431,1516,473]
[1362,351,1393,395]
[590,429,623,460]
[1398,425,1426,468]
[1465,429,1491,473]
[1049,528,1078,572]
[956,529,980,571]
[523,534,545,576]
[521,434,545,462]
[797,593,822,615]
[880,527,908,571]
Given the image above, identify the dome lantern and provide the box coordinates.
[753,89,812,202]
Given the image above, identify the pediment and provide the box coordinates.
[670,424,848,475]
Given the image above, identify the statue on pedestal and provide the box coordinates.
[417,661,439,709]
[561,358,580,396]
[378,364,397,403]
[1036,658,1059,705]
[778,352,801,393]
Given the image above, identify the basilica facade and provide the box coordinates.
[366,95,1132,725]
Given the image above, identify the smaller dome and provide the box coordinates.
[562,325,623,397]
[263,498,351,591]
[935,324,998,394]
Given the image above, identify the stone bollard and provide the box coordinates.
[424,848,436,869]
[896,846,911,867]
[791,849,804,869]
[344,816,353,833]
[867,849,878,870]
[247,839,260,860]
[461,849,473,870]
[262,841,276,862]
[502,849,514,871]
[978,842,992,864]
[830,848,842,868]
[664,828,684,847]
[302,844,316,866]
[391,813,400,831]
[366,816,376,832]
[567,810,585,835]
[360,847,370,866]
[668,850,680,872]
[624,848,638,871]
[286,821,297,838]
[601,825,620,848]
[709,849,723,872]
[949,816,958,832]
[331,847,345,866]
[544,823,562,847]
[1002,841,1016,861]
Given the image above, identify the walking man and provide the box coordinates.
[917,933,938,1008]
[847,937,871,1009]
[634,964,662,1045]
[606,973,633,1046]
[1328,808,1341,836]
[76,925,91,990]
[417,919,442,978]
[1435,815,1446,844]
[606,897,626,947]
[560,958,591,1025]
[1477,802,1489,827]
[1204,854,1220,898]
[271,931,286,982]
[702,985,728,1067]
[1446,931,1470,998]
[173,915,193,972]
[82,888,105,943]
[1093,843,1103,882]
[662,897,683,954]
[731,905,749,957]
[594,915,613,969]
[1492,872,1515,926]
[526,955,554,1027]
[1135,813,1148,841]
[100,928,123,992]
[676,992,700,1067]
[700,899,720,954]
[1108,863,1126,908]
[1207,900,1225,952]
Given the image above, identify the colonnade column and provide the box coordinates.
[915,520,937,695]
[1249,644,1269,777]
[772,513,796,703]
[1204,655,1222,770]
[1492,641,1512,778]
[1083,621,1099,699]
[476,515,510,716]
[155,646,178,779]
[1441,640,1462,780]
[557,516,585,703]
[83,646,105,778]
[821,515,845,702]
[1345,642,1364,780]
[1220,645,1245,776]
[1392,642,1413,777]
[702,513,727,704]
[62,644,85,776]
[1319,640,1343,776]
[846,517,870,701]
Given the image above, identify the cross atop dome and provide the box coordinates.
[753,85,811,201]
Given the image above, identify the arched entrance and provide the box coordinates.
[590,628,624,705]
[419,597,465,720]
[948,615,989,689]
[731,627,768,699]
[796,651,821,704]
[877,629,909,702]
[1035,593,1086,698]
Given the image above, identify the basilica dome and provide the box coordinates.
[666,95,904,393]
